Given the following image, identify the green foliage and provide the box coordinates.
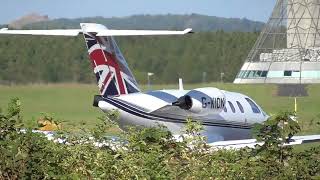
[250,112,302,177]
[253,112,300,161]
[0,99,319,179]
[0,97,22,140]
[90,111,120,139]
[181,118,208,150]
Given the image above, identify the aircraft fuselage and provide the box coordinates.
[97,89,268,142]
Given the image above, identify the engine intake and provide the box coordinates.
[172,95,193,110]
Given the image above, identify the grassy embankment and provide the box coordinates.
[0,83,319,136]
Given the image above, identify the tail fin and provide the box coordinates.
[81,23,140,97]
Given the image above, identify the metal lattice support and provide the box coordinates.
[235,0,320,84]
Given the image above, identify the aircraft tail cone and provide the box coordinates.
[93,95,104,107]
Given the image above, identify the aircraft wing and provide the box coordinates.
[209,135,320,149]
[0,27,192,37]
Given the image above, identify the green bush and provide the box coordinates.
[0,98,319,179]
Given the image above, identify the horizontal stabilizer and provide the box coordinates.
[26,130,320,151]
[0,29,82,36]
[96,28,193,36]
[209,135,320,149]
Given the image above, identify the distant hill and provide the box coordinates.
[9,13,49,29]
[22,14,264,32]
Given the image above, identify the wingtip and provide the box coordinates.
[184,28,194,34]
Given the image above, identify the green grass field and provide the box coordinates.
[0,83,319,135]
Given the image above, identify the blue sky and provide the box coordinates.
[1,0,276,24]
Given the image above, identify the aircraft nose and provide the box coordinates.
[262,111,270,120]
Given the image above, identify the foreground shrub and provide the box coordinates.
[0,99,319,179]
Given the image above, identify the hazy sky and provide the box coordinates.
[1,0,276,24]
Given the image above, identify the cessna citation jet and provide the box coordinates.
[1,23,319,148]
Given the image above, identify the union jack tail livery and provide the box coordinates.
[81,23,140,97]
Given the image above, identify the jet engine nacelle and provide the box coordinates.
[173,87,226,115]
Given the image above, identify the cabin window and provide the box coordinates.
[245,98,261,114]
[236,101,244,113]
[224,106,227,112]
[228,101,236,113]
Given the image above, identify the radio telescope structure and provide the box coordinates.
[234,0,320,84]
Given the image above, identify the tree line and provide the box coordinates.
[0,31,259,84]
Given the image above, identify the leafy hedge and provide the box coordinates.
[0,98,319,179]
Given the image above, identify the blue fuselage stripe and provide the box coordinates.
[104,98,252,130]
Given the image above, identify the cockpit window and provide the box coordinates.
[228,101,236,113]
[236,101,244,113]
[245,98,261,114]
